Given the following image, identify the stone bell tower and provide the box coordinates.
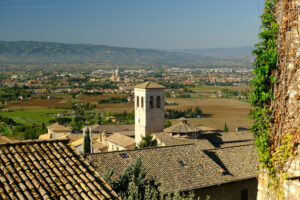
[134,81,165,145]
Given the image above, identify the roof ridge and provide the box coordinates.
[134,81,165,89]
[146,81,151,87]
[0,138,69,147]
[205,143,254,151]
[87,143,196,155]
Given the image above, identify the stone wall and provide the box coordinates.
[194,179,258,200]
[257,0,300,199]
[257,146,300,200]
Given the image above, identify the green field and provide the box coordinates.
[0,109,64,126]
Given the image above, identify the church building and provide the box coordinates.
[110,67,121,82]
[134,81,166,145]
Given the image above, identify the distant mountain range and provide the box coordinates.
[170,46,254,61]
[0,41,218,65]
[0,41,254,66]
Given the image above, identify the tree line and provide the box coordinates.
[98,96,128,104]
[165,106,202,119]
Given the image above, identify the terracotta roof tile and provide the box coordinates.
[134,81,166,89]
[164,117,201,134]
[92,124,134,133]
[199,131,253,147]
[47,123,73,133]
[153,132,215,149]
[204,144,258,181]
[0,135,20,144]
[87,144,258,193]
[0,139,119,199]
[105,133,136,148]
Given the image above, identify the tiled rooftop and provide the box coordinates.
[0,139,119,200]
[134,81,166,89]
[47,122,73,133]
[91,124,134,133]
[87,144,258,193]
[200,131,253,147]
[0,135,20,144]
[204,144,258,182]
[105,133,136,149]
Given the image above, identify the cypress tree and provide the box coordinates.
[83,127,91,154]
[224,122,229,132]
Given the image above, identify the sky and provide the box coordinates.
[0,0,264,50]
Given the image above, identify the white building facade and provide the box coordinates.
[134,81,165,145]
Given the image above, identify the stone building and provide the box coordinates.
[87,143,258,200]
[110,67,121,82]
[134,81,166,145]
[45,122,73,138]
[105,132,136,151]
[163,117,202,137]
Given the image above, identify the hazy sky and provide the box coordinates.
[0,0,263,49]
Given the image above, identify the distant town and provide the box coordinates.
[1,66,252,95]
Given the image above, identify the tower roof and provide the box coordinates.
[134,81,166,89]
[164,118,201,134]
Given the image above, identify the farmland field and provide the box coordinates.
[77,94,126,103]
[0,109,63,126]
[5,99,71,109]
[166,98,250,118]
[190,86,249,91]
[97,103,134,112]
[166,98,251,131]
[1,87,251,131]
[170,117,251,132]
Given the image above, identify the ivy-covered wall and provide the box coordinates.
[254,0,300,199]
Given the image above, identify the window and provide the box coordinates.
[136,96,139,107]
[150,96,154,108]
[120,153,129,158]
[141,97,144,108]
[178,160,186,167]
[241,189,248,200]
[156,96,161,108]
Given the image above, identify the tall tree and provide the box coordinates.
[83,127,91,155]
[138,135,157,149]
[104,158,200,200]
[104,158,160,200]
[224,122,229,132]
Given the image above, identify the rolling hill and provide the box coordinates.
[0,41,216,65]
[170,46,254,62]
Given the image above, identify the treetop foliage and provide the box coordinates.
[138,135,158,149]
[104,158,200,200]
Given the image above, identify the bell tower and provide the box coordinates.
[134,81,165,145]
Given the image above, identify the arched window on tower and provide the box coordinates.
[150,96,154,108]
[156,96,161,108]
[141,97,144,108]
[136,96,139,107]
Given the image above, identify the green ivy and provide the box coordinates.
[250,0,278,169]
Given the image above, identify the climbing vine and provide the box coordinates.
[269,135,293,197]
[251,0,298,199]
[250,0,278,169]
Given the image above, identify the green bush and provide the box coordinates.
[138,135,158,149]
